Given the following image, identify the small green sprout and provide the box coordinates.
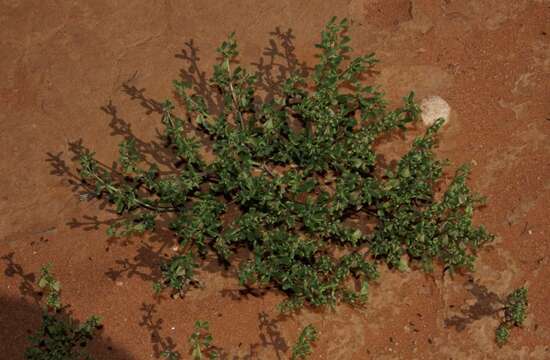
[495,287,528,346]
[291,324,318,360]
[25,264,102,360]
[189,321,218,360]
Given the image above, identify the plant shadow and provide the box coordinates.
[139,303,181,359]
[444,277,502,332]
[254,311,289,360]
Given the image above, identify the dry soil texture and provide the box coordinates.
[1,1,549,359]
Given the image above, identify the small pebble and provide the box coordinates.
[115,281,124,286]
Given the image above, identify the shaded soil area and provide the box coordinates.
[1,1,549,359]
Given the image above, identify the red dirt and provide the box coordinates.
[1,1,549,359]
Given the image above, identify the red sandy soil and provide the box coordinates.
[1,1,549,359]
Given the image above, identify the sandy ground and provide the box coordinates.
[1,0,549,359]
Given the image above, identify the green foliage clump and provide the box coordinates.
[154,253,199,298]
[37,263,62,310]
[496,287,528,346]
[25,264,102,360]
[291,324,318,360]
[495,325,510,347]
[78,17,493,311]
[188,320,218,360]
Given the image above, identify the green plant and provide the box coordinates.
[25,264,102,360]
[154,253,200,298]
[167,320,315,359]
[495,325,510,347]
[291,324,318,360]
[38,263,62,310]
[77,17,493,311]
[496,287,528,346]
[188,320,218,360]
[160,348,180,360]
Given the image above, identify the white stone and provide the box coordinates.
[420,96,451,127]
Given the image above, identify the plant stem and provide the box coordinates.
[226,60,245,129]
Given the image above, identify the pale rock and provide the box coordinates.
[420,96,451,127]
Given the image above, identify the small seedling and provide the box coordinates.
[188,320,218,360]
[154,253,200,298]
[495,325,510,347]
[160,349,181,360]
[37,263,62,310]
[496,287,528,346]
[25,264,102,360]
[291,324,318,360]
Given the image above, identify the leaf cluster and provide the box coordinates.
[495,287,528,346]
[187,320,218,360]
[25,265,102,360]
[78,17,493,310]
[290,324,318,360]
